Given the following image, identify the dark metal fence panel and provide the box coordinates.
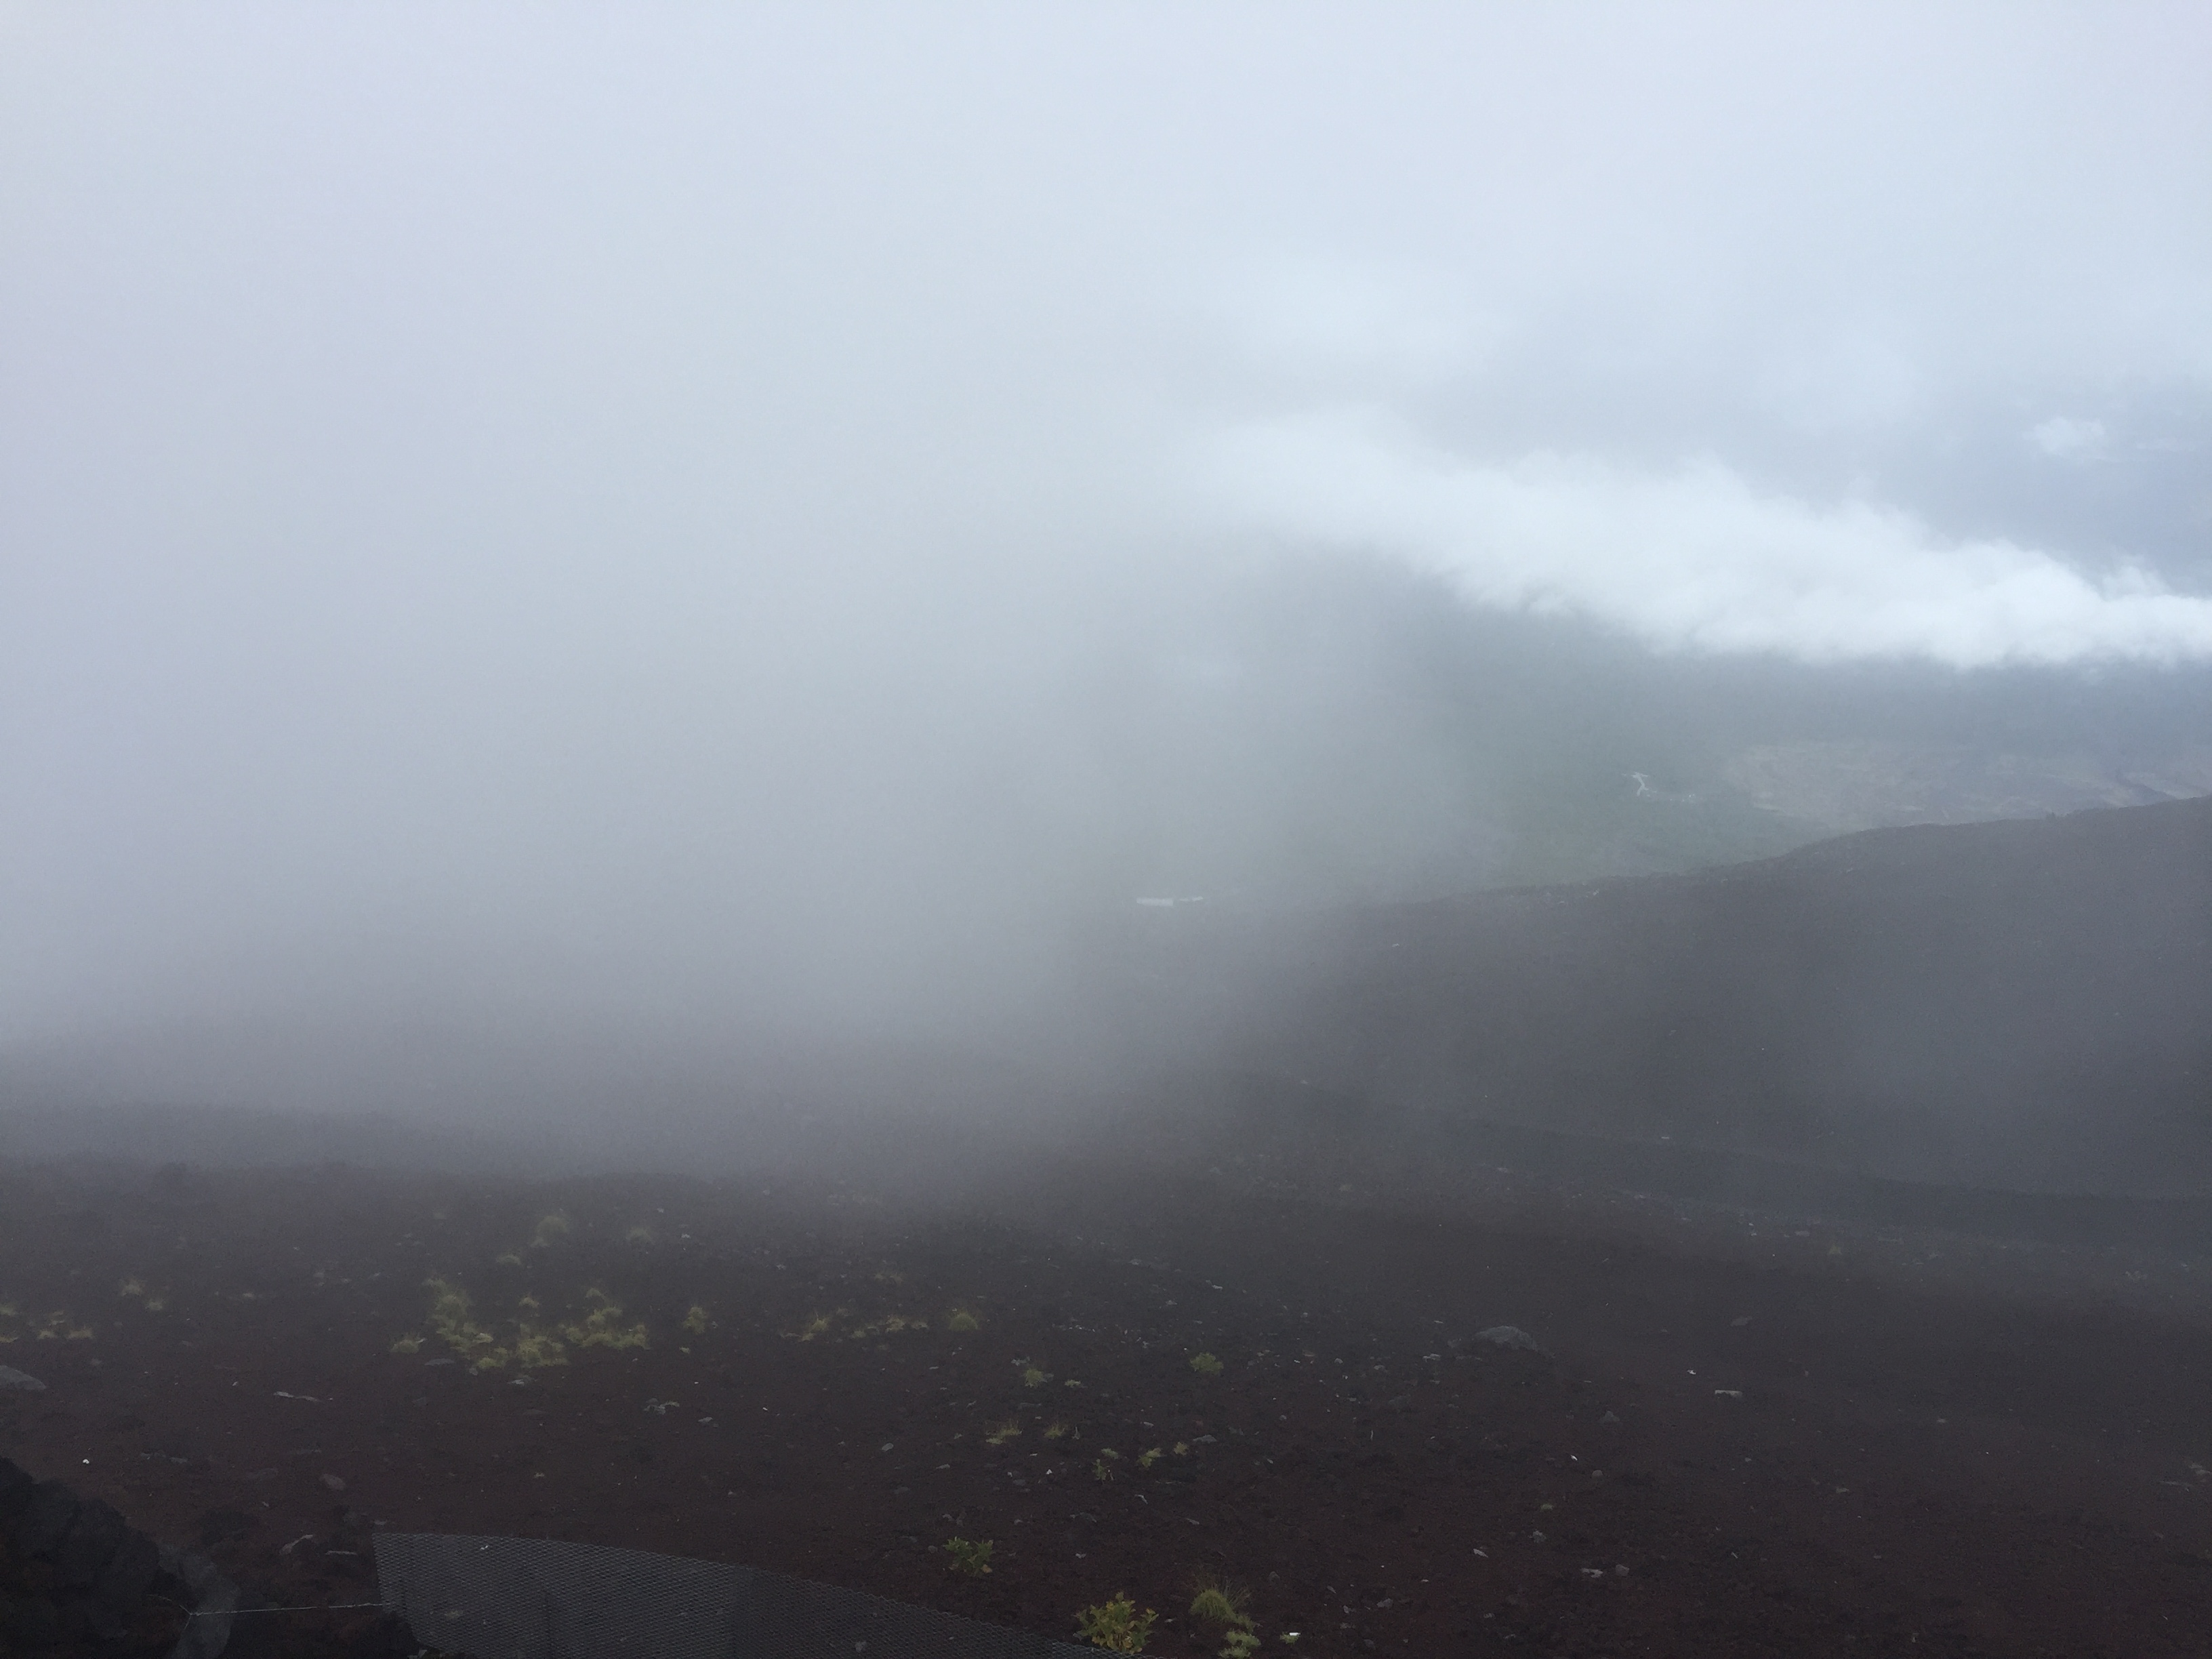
[373,1533,1096,1659]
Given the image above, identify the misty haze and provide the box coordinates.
[2,7,2209,1658]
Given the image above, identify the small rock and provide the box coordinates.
[0,1366,46,1392]
[321,1473,346,1493]
[1600,1410,1621,1425]
[1475,1326,1544,1353]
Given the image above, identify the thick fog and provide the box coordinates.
[4,5,2211,1129]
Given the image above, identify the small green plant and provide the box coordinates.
[426,1277,498,1358]
[511,1324,568,1368]
[531,1212,571,1248]
[944,1536,994,1577]
[1022,1366,1048,1388]
[985,1418,1024,1446]
[1092,1457,1115,1483]
[1043,1420,1072,1441]
[1189,1352,1224,1378]
[1136,1446,1162,1469]
[1073,1595,1156,1653]
[563,1288,647,1349]
[947,1307,981,1332]
[682,1305,710,1335]
[1190,1578,1256,1656]
[847,1313,927,1339]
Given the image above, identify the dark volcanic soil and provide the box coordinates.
[1,1154,2208,1658]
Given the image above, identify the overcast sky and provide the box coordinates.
[4,4,2210,1069]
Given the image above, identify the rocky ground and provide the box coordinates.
[1,1149,2207,1658]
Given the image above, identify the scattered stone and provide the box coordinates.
[321,1471,348,1492]
[1475,1326,1544,1353]
[1600,1410,1621,1425]
[0,1365,45,1391]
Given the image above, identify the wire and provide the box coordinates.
[191,1601,390,1618]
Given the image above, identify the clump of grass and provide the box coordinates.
[1189,1352,1224,1378]
[427,1277,497,1359]
[512,1324,569,1368]
[946,1307,981,1332]
[1043,1420,1073,1441]
[1190,1579,1257,1658]
[984,1418,1023,1446]
[494,1252,525,1267]
[1022,1366,1048,1388]
[1073,1594,1155,1653]
[30,1309,94,1342]
[531,1212,571,1248]
[624,1225,653,1245]
[943,1536,994,1577]
[565,1288,647,1349]
[1137,1446,1162,1469]
[682,1305,710,1335]
[1189,1579,1254,1631]
[848,1313,927,1340]
[794,1311,838,1341]
[1172,1441,1190,1457]
[389,1334,423,1355]
[118,1279,145,1298]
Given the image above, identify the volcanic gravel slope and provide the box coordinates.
[1121,795,2212,1197]
[1,1156,2208,1658]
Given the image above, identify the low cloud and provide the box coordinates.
[1208,409,2212,670]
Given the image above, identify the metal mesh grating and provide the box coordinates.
[373,1533,1099,1659]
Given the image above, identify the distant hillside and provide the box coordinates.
[1116,797,2212,1196]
